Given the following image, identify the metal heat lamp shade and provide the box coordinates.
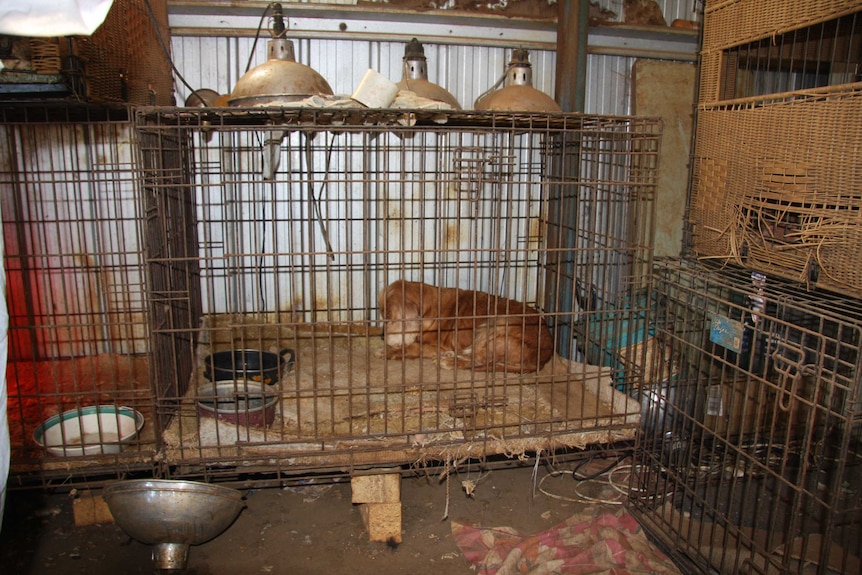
[474,48,561,113]
[395,38,461,109]
[228,4,333,106]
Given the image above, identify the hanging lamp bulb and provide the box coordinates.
[395,38,461,109]
[228,3,333,106]
[474,48,561,113]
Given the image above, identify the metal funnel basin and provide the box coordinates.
[104,479,245,570]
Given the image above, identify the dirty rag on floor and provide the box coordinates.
[451,507,681,575]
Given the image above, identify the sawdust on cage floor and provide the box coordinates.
[160,319,639,464]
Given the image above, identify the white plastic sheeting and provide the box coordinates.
[0,199,8,532]
[0,0,112,37]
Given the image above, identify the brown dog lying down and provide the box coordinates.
[378,280,555,373]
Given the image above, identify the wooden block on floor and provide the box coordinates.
[357,502,402,544]
[72,493,114,526]
[351,472,401,504]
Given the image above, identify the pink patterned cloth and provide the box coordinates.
[451,507,681,575]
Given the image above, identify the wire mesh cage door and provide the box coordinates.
[137,124,203,435]
[631,259,862,575]
[134,108,658,479]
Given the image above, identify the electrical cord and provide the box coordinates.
[538,470,626,506]
[244,2,282,75]
[142,0,204,105]
[537,450,633,506]
[473,70,506,109]
[144,0,278,103]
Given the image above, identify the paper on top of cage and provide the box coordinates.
[391,91,452,126]
[278,94,360,109]
[352,69,399,108]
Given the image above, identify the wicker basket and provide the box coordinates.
[702,0,862,52]
[59,0,173,105]
[690,86,862,297]
[699,0,862,104]
[29,38,62,75]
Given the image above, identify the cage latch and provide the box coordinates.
[771,339,815,412]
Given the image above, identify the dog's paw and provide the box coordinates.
[438,354,456,370]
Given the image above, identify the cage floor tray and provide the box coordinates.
[161,328,640,469]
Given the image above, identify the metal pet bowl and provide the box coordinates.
[33,405,144,457]
[203,348,295,385]
[104,479,245,571]
[196,380,279,427]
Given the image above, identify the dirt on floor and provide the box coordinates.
[0,454,668,575]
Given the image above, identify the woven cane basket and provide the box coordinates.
[690,85,862,297]
[699,0,862,104]
[60,0,173,105]
[702,0,862,52]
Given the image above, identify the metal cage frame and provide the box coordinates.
[3,105,660,487]
[632,258,862,575]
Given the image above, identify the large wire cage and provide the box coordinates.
[1,105,158,485]
[631,258,862,575]
[135,107,659,479]
[3,105,660,486]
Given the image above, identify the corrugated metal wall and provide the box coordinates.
[170,37,559,113]
[170,0,699,116]
[0,122,147,359]
[174,0,697,342]
[1,1,698,360]
[184,124,552,318]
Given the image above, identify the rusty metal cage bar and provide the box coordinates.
[135,108,659,478]
[1,105,158,485]
[631,258,862,575]
[2,105,660,487]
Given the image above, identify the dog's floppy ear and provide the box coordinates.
[413,282,438,314]
[379,282,395,316]
[380,280,420,320]
[380,281,424,347]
